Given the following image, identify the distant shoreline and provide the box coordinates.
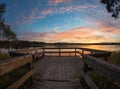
[46,43,120,45]
[0,41,120,49]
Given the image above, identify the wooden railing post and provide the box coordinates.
[82,50,84,54]
[28,61,34,82]
[91,51,93,54]
[43,48,45,56]
[75,48,76,56]
[59,48,61,56]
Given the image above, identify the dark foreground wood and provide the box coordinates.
[0,55,34,89]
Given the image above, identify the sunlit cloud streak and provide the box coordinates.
[20,25,119,43]
[48,0,71,5]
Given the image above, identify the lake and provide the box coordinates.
[0,45,120,53]
[68,45,120,52]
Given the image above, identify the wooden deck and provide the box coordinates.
[3,47,119,89]
[31,56,84,89]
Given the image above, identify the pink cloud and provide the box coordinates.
[41,8,53,16]
[16,4,96,24]
[93,21,120,35]
[48,0,71,5]
[19,31,57,41]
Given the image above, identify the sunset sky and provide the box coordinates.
[1,0,120,43]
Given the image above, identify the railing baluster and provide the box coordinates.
[59,48,60,56]
[82,50,84,54]
[75,48,76,56]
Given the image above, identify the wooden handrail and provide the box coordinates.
[0,55,34,89]
[7,70,34,89]
[82,54,120,87]
[80,71,99,89]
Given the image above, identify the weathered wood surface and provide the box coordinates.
[82,54,120,87]
[31,56,84,89]
[80,71,98,89]
[0,55,32,75]
[30,80,83,89]
[0,54,34,89]
[7,69,34,89]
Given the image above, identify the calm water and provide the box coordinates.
[0,45,120,53]
[68,45,120,52]
[45,45,120,52]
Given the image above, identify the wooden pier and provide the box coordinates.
[31,56,84,89]
[0,47,120,89]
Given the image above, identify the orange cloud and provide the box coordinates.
[44,27,108,43]
[20,24,119,43]
[20,27,117,43]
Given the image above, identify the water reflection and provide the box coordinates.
[63,45,120,52]
[77,45,120,52]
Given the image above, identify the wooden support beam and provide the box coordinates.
[75,48,76,56]
[82,50,84,54]
[59,48,61,56]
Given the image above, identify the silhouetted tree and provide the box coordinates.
[101,0,120,19]
[1,23,17,41]
[0,4,17,41]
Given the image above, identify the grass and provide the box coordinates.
[108,51,120,65]
[88,71,120,89]
[0,53,11,60]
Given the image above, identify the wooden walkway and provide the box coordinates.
[31,56,84,89]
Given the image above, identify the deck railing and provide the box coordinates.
[4,47,120,89]
[0,55,34,89]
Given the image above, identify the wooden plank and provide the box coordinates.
[43,62,54,80]
[0,55,32,75]
[80,71,99,89]
[32,56,85,89]
[50,58,58,80]
[83,54,120,87]
[48,61,56,80]
[61,59,66,80]
[7,69,34,89]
